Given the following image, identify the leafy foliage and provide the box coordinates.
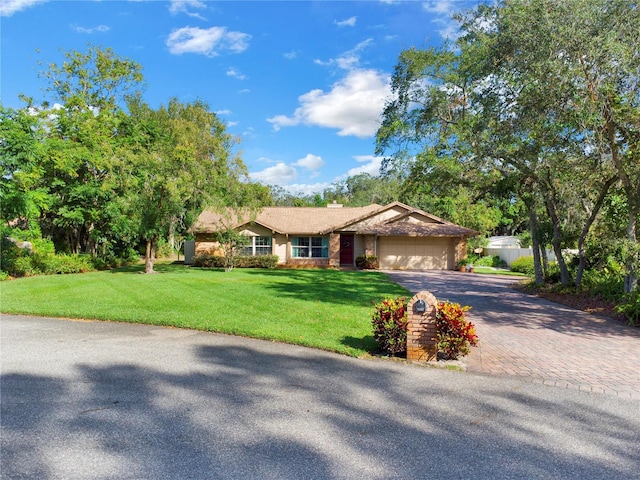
[510,256,535,276]
[468,255,507,268]
[436,301,478,360]
[615,291,640,327]
[371,297,408,356]
[355,255,378,270]
[193,254,277,269]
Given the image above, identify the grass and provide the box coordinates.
[472,266,528,276]
[0,262,409,357]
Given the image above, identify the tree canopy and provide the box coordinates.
[376,0,639,291]
[1,45,266,273]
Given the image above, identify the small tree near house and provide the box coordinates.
[214,229,250,272]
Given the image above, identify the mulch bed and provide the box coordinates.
[513,282,628,323]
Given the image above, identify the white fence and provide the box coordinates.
[485,247,557,267]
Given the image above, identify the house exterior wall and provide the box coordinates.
[329,233,340,267]
[273,233,288,263]
[195,231,463,270]
[364,235,376,256]
[399,213,438,224]
[353,234,365,259]
[238,224,272,237]
[455,237,468,265]
[346,206,408,230]
[195,233,220,256]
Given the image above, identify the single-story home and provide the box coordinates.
[188,201,477,270]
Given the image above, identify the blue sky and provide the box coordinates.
[1,0,480,195]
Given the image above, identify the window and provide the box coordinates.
[292,236,328,258]
[241,236,272,256]
[254,236,272,256]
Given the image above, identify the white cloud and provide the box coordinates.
[315,38,373,71]
[71,24,110,34]
[166,27,251,57]
[226,68,247,80]
[267,68,391,138]
[294,154,324,171]
[1,0,46,16]
[250,162,298,185]
[215,109,231,115]
[422,1,465,40]
[335,16,357,27]
[432,17,463,40]
[343,155,384,178]
[422,0,455,14]
[283,50,298,60]
[282,182,330,195]
[169,0,206,19]
[238,88,251,94]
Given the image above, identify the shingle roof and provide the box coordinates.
[356,222,478,237]
[189,202,477,237]
[190,204,383,235]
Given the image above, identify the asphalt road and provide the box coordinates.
[2,314,639,479]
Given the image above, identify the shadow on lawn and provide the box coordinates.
[244,268,409,307]
[106,262,197,275]
[341,334,377,353]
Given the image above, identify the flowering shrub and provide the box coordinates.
[436,301,478,359]
[371,297,407,355]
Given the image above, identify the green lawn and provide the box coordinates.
[0,263,409,357]
[472,267,528,276]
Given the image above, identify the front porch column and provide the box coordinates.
[364,235,375,256]
[455,237,468,264]
[329,233,340,267]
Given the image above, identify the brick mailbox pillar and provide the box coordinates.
[406,291,438,362]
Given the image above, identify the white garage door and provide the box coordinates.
[378,237,453,270]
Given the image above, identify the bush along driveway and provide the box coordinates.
[385,270,640,399]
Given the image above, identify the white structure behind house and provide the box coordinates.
[486,236,521,248]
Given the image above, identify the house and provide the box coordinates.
[188,201,477,270]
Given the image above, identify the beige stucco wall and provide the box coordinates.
[273,233,288,263]
[346,206,407,230]
[353,235,365,258]
[238,224,272,237]
[398,213,438,224]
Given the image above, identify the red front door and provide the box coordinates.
[340,234,354,266]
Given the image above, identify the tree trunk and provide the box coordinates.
[624,197,639,293]
[145,238,156,274]
[540,244,550,278]
[528,206,544,285]
[575,176,617,288]
[603,98,638,293]
[545,196,572,286]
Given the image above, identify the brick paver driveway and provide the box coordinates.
[385,271,640,400]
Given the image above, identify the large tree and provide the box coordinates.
[23,46,144,255]
[125,97,248,273]
[377,0,639,289]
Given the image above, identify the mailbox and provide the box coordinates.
[413,299,427,314]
